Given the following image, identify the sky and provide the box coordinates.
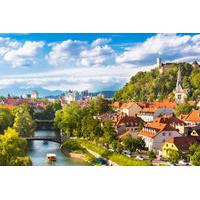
[0,33,199,92]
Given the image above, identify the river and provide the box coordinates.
[28,130,89,166]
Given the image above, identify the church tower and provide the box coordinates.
[174,66,187,104]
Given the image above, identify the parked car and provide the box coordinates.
[122,150,131,156]
[178,160,189,166]
[136,155,144,160]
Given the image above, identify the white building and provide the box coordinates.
[63,90,80,104]
[31,90,39,99]
[137,107,174,122]
[138,122,181,154]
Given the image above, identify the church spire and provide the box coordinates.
[176,66,183,92]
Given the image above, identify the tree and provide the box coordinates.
[101,120,116,148]
[81,114,102,139]
[175,103,193,117]
[0,128,31,166]
[34,100,62,120]
[122,136,137,153]
[88,96,112,115]
[147,150,156,160]
[191,151,200,166]
[0,107,14,133]
[54,102,84,137]
[122,136,146,153]
[168,150,180,164]
[13,108,36,137]
[190,144,200,166]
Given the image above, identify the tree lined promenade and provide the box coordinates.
[55,97,151,166]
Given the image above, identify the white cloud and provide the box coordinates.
[91,38,111,47]
[4,41,44,67]
[0,63,149,91]
[46,40,87,66]
[47,38,115,67]
[79,44,115,66]
[116,33,198,65]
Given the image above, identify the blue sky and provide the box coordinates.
[0,33,199,92]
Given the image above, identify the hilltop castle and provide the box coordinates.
[157,57,174,74]
[157,57,200,74]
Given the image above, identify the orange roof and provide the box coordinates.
[138,122,177,138]
[113,101,122,109]
[184,110,200,122]
[117,130,130,139]
[115,115,143,127]
[120,102,136,109]
[187,100,196,106]
[153,115,185,125]
[0,104,14,109]
[141,107,158,113]
[150,99,177,109]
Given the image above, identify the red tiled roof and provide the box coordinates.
[153,115,185,126]
[138,122,177,138]
[150,99,177,109]
[0,104,14,109]
[166,136,200,151]
[115,115,143,127]
[184,110,200,122]
[141,107,158,113]
[117,130,130,139]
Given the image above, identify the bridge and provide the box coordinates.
[26,136,61,143]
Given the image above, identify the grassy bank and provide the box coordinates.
[61,140,101,165]
[77,139,151,166]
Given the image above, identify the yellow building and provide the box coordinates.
[162,136,200,158]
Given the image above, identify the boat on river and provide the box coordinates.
[47,153,57,162]
[43,141,48,145]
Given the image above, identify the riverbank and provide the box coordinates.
[61,138,151,166]
[61,140,100,165]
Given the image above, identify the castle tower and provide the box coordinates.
[157,57,164,74]
[157,57,162,67]
[174,66,187,104]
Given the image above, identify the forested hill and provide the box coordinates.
[113,62,200,102]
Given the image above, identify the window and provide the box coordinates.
[162,132,165,136]
[171,144,174,148]
[169,132,171,136]
[166,144,168,147]
[178,94,182,100]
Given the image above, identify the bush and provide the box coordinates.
[78,139,151,166]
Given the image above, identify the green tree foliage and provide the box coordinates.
[13,107,36,137]
[113,63,198,102]
[0,128,31,166]
[88,96,112,115]
[0,107,14,133]
[168,150,180,164]
[34,100,62,120]
[54,102,84,137]
[101,120,116,147]
[147,150,156,160]
[175,103,193,116]
[122,136,146,153]
[81,114,102,139]
[190,144,200,166]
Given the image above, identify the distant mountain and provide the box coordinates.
[0,86,116,99]
[0,86,63,97]
[91,91,116,98]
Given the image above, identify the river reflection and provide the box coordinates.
[28,130,89,166]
